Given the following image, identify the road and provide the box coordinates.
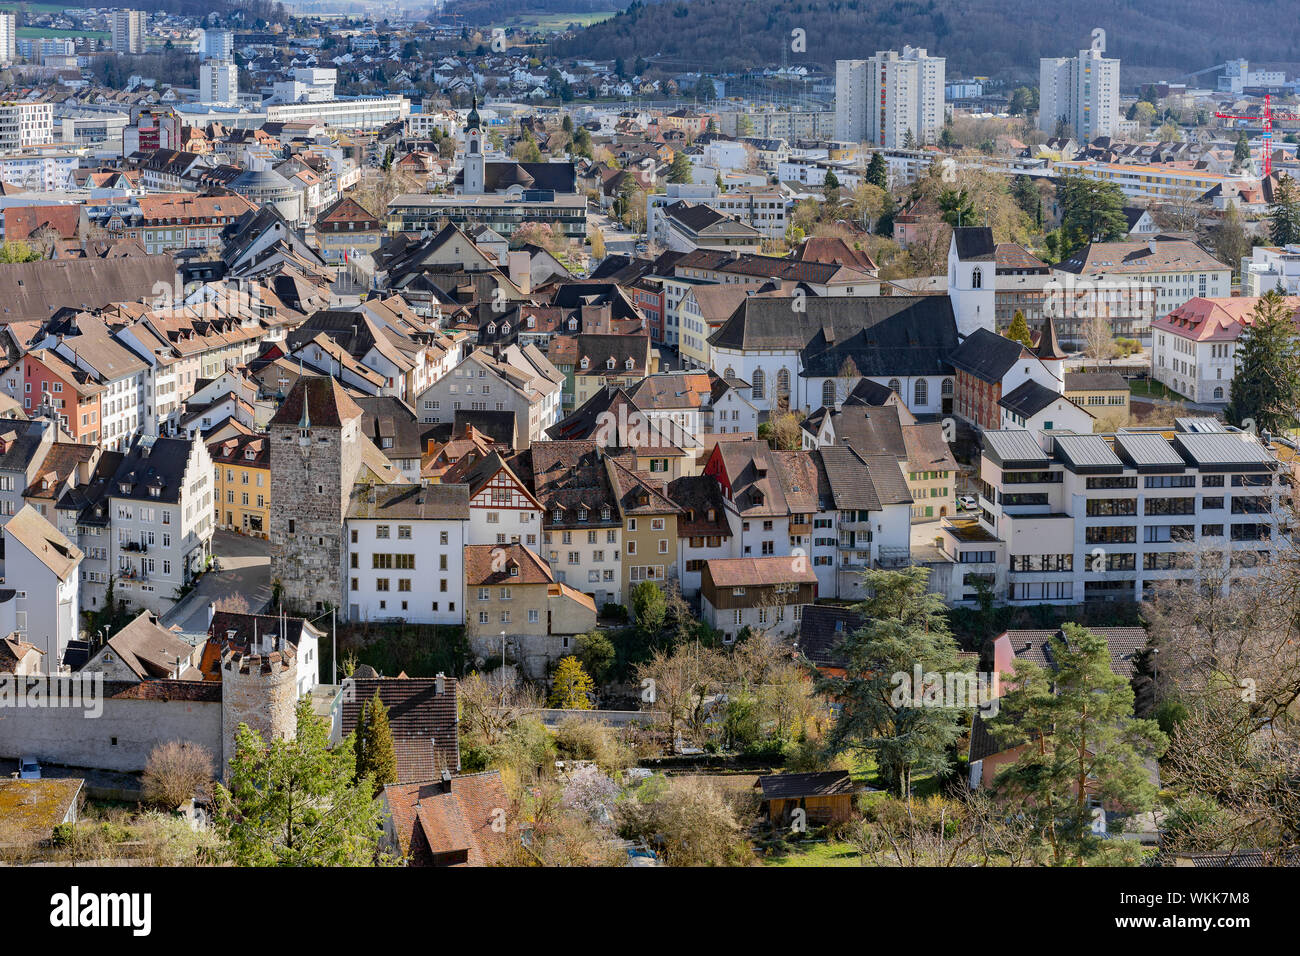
[162,530,272,633]
[587,209,640,256]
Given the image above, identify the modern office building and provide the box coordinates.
[199,59,239,107]
[0,12,16,65]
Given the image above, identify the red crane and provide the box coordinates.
[1215,93,1300,179]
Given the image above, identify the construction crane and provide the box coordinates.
[1215,93,1300,179]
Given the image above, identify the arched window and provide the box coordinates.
[724,366,735,379]
[941,377,954,397]
[888,378,901,394]
[822,379,836,407]
[776,368,790,396]
[1214,386,1224,400]
[971,267,982,289]
[751,367,765,400]
[914,379,928,406]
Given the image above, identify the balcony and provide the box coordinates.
[122,541,148,554]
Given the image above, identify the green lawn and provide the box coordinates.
[489,12,616,31]
[16,26,108,39]
[763,839,863,867]
[1128,378,1180,401]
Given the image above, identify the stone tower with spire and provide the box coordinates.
[268,375,363,616]
[461,94,485,196]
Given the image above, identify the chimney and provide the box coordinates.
[207,601,216,629]
[1148,238,1158,255]
[435,672,445,695]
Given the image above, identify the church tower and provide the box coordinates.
[269,376,363,616]
[462,94,485,196]
[947,226,997,339]
[1035,313,1068,391]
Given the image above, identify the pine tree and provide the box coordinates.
[355,691,397,796]
[1269,173,1300,246]
[865,152,888,190]
[987,624,1167,865]
[215,699,384,866]
[1233,130,1251,169]
[1006,311,1034,347]
[1226,290,1300,434]
[667,150,693,184]
[550,656,595,709]
[813,567,964,798]
[903,128,917,149]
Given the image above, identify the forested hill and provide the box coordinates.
[541,0,1300,81]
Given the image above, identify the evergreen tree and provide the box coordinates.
[214,699,384,866]
[903,128,917,149]
[1006,310,1034,347]
[987,624,1167,865]
[865,151,888,190]
[814,567,964,798]
[550,656,595,709]
[1269,173,1300,247]
[667,150,693,184]
[1226,290,1300,434]
[1233,130,1251,169]
[1056,172,1127,253]
[355,691,397,796]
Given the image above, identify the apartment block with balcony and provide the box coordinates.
[939,422,1288,606]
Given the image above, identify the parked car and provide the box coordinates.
[18,756,40,779]
[958,495,977,511]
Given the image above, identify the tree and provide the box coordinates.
[575,631,615,685]
[822,170,840,204]
[550,656,595,709]
[1212,200,1252,272]
[1226,290,1300,434]
[1082,313,1117,370]
[214,699,384,866]
[354,691,397,796]
[630,579,667,633]
[1233,130,1252,169]
[589,229,606,259]
[1011,174,1040,223]
[512,134,542,163]
[903,128,917,149]
[695,77,716,101]
[1006,310,1034,348]
[814,567,964,798]
[1156,120,1182,142]
[1269,173,1300,246]
[617,776,752,866]
[987,624,1167,865]
[142,741,214,809]
[0,240,40,263]
[866,151,888,190]
[938,186,976,229]
[1008,86,1037,116]
[1056,172,1128,252]
[667,149,693,184]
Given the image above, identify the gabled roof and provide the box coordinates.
[756,770,857,800]
[703,555,818,587]
[383,771,513,866]
[952,226,996,261]
[796,604,861,669]
[342,676,460,782]
[269,375,363,428]
[99,610,195,680]
[4,505,81,580]
[949,328,1033,383]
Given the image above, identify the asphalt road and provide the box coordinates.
[162,530,271,633]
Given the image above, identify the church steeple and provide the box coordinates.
[465,94,480,133]
[1036,314,1067,362]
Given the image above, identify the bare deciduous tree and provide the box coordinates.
[142,740,215,809]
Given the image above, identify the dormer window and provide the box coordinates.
[580,358,589,370]
[509,564,518,576]
[606,357,616,370]
[502,323,510,334]
[601,506,611,520]
[119,483,130,494]
[553,507,563,522]
[487,322,496,334]
[625,358,634,370]
[578,507,588,521]
[707,508,716,522]
[568,318,578,330]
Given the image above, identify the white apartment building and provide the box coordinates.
[1039,47,1120,140]
[112,9,146,54]
[3,505,82,666]
[106,434,214,616]
[199,59,239,107]
[0,103,54,152]
[1149,295,1300,405]
[1241,244,1300,296]
[272,68,338,104]
[0,12,15,65]
[198,28,232,61]
[345,483,468,625]
[835,47,945,147]
[1053,161,1251,203]
[646,183,788,241]
[939,424,1287,606]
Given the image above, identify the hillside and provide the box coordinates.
[539,0,1300,82]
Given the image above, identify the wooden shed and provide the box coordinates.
[754,770,859,826]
